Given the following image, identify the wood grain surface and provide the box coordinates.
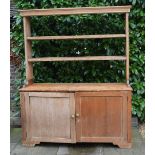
[23,92,76,144]
[75,91,132,148]
[27,34,126,40]
[75,92,125,141]
[23,17,33,85]
[19,83,132,92]
[28,56,126,62]
[20,6,132,16]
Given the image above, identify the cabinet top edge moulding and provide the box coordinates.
[19,83,132,92]
[19,5,132,16]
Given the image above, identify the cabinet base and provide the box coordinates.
[22,141,40,147]
[22,141,131,148]
[114,142,132,148]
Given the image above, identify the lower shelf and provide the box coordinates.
[20,89,132,148]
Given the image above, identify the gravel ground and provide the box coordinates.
[139,123,145,138]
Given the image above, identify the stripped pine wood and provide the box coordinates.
[23,17,33,85]
[75,91,132,148]
[20,6,132,84]
[21,92,76,144]
[30,96,71,140]
[20,6,131,16]
[127,92,132,143]
[19,83,132,92]
[28,56,126,62]
[125,13,130,84]
[20,93,27,145]
[19,6,132,148]
[27,34,126,40]
[75,93,123,140]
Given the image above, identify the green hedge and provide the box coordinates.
[11,0,145,122]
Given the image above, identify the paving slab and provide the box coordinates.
[61,143,104,155]
[11,143,18,152]
[11,143,59,155]
[10,128,22,153]
[10,128,21,143]
[10,127,145,155]
[132,127,144,142]
[57,145,70,155]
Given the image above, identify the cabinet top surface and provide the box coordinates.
[19,83,132,92]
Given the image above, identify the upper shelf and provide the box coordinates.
[28,56,126,62]
[27,34,126,40]
[20,6,132,17]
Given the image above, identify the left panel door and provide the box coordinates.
[20,92,76,146]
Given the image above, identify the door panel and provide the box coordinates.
[27,92,75,143]
[75,91,127,142]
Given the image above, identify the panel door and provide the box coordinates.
[25,92,76,143]
[75,91,128,142]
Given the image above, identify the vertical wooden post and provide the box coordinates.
[23,17,33,85]
[125,13,129,85]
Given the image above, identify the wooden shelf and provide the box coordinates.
[27,34,126,40]
[19,83,132,92]
[28,56,126,62]
[20,6,132,16]
[21,6,131,85]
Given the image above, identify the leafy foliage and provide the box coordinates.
[11,0,145,121]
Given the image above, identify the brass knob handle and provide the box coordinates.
[71,114,75,119]
[76,113,80,117]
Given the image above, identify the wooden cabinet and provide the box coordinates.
[20,84,132,148]
[19,6,132,148]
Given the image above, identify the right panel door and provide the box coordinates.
[75,91,128,143]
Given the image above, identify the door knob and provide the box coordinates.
[76,113,80,117]
[71,114,75,119]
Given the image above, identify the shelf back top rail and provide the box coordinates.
[20,6,131,16]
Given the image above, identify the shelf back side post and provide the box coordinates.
[23,16,33,85]
[125,13,130,84]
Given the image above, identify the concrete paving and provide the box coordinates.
[10,127,144,155]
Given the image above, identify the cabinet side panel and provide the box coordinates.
[127,91,132,143]
[20,92,30,145]
[20,92,26,143]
